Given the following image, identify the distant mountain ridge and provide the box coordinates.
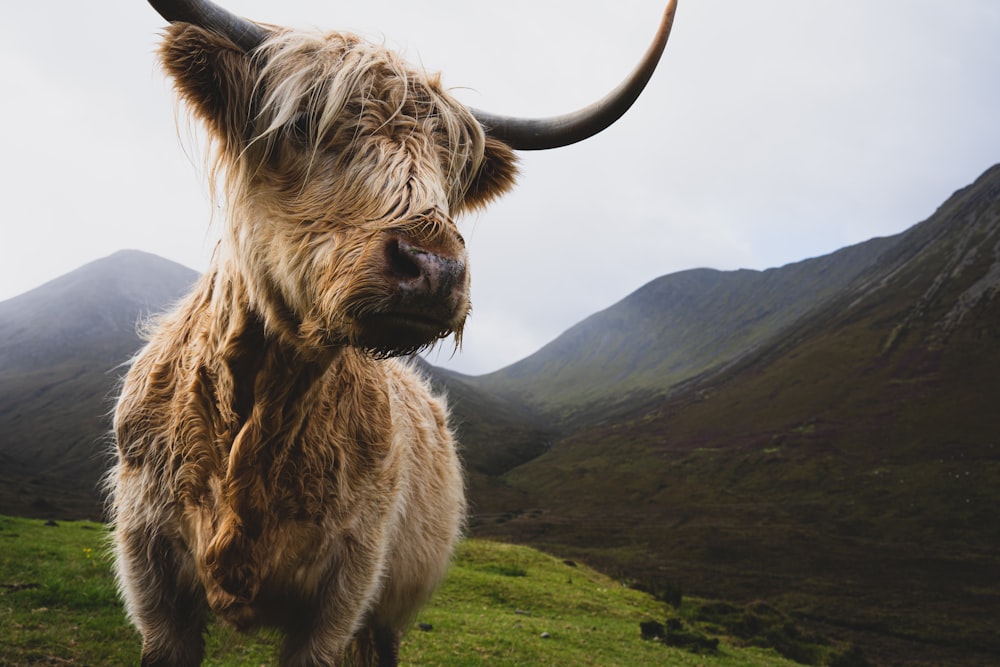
[473,233,904,420]
[0,250,196,517]
[0,250,195,370]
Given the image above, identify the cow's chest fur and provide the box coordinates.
[192,357,396,618]
[122,332,400,625]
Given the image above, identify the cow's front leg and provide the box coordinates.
[278,538,388,667]
[114,528,208,667]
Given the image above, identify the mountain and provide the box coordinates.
[472,164,1000,665]
[0,250,197,518]
[473,234,903,422]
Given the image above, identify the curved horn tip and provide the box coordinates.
[474,0,678,151]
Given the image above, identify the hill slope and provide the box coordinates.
[478,164,1000,666]
[1,514,832,667]
[473,234,902,422]
[0,250,197,518]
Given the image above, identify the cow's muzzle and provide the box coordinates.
[352,236,470,357]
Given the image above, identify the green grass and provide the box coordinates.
[1,515,804,666]
[0,515,138,665]
[400,539,801,667]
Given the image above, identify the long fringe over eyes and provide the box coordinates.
[217,29,490,214]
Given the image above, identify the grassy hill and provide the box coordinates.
[1,515,851,667]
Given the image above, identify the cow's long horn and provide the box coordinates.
[471,0,678,151]
[146,0,677,151]
[147,0,268,51]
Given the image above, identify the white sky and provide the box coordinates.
[2,1,999,375]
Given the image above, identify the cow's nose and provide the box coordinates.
[385,237,467,299]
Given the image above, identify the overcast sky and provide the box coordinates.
[3,1,999,375]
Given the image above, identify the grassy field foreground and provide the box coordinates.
[0,515,808,666]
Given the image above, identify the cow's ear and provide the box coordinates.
[159,23,258,151]
[459,137,519,213]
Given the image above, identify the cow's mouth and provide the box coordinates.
[354,311,454,358]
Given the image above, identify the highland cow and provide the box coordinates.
[107,0,677,665]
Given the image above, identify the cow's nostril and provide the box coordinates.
[385,238,423,281]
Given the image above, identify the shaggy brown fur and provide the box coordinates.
[108,23,517,666]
